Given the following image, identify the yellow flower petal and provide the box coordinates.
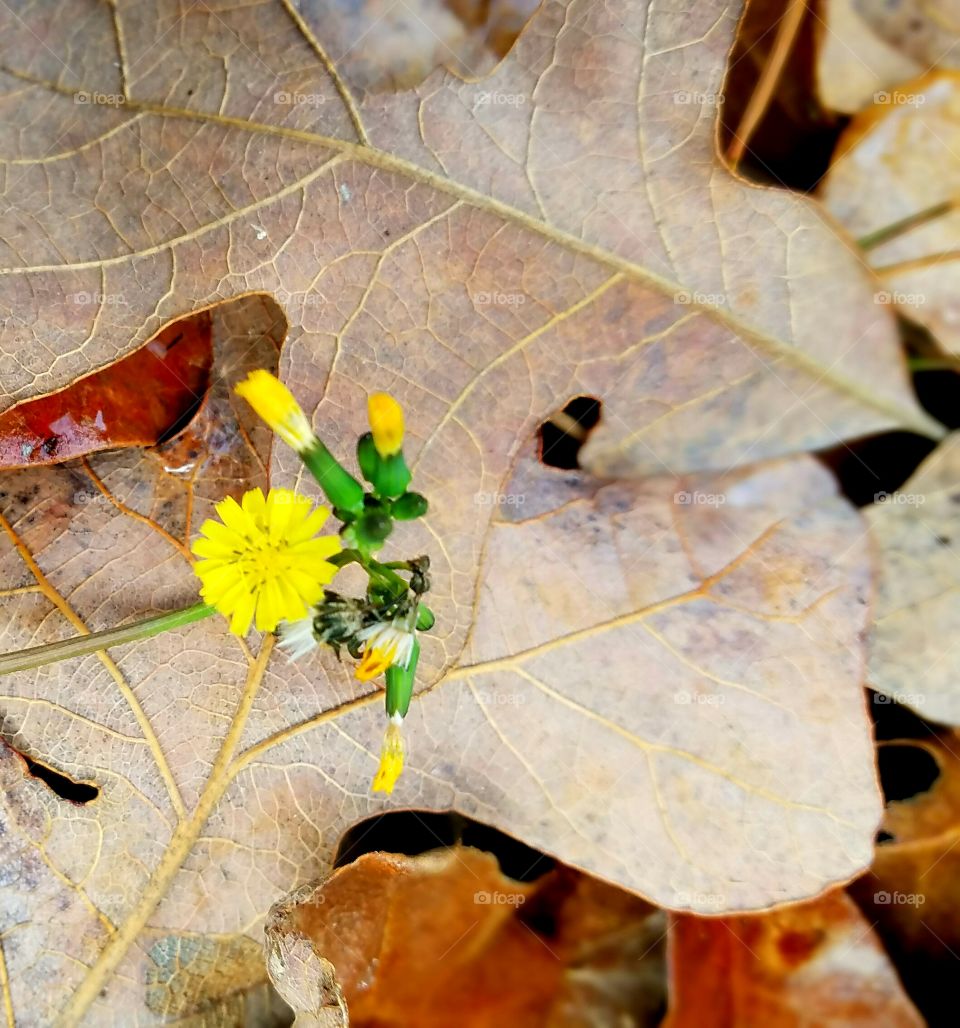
[192,487,341,636]
[236,370,316,453]
[356,641,398,682]
[368,392,404,457]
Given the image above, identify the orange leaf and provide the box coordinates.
[0,313,211,469]
[665,891,922,1027]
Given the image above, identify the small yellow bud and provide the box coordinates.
[368,392,404,457]
[236,370,315,452]
[372,716,405,793]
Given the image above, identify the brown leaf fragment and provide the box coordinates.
[665,890,923,1027]
[265,847,665,1027]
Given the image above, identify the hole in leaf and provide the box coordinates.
[538,396,602,470]
[18,751,99,804]
[0,313,212,470]
[877,743,940,803]
[334,811,554,882]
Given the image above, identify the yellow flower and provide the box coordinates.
[355,617,416,681]
[368,392,404,457]
[372,715,405,793]
[236,370,316,452]
[192,488,340,635]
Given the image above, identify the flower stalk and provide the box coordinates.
[0,602,215,677]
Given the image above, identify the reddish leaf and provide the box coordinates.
[665,891,922,1027]
[0,314,211,469]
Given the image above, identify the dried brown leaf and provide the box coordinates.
[866,432,960,724]
[0,0,906,1020]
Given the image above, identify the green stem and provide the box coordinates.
[330,549,408,594]
[0,602,215,677]
[909,356,960,372]
[858,200,954,251]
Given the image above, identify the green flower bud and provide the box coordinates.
[385,640,419,718]
[354,510,393,548]
[391,492,429,520]
[371,452,412,499]
[357,432,380,483]
[416,603,435,631]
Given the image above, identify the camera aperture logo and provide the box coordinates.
[75,91,125,107]
[874,890,925,907]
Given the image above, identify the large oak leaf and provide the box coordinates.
[0,0,897,1021]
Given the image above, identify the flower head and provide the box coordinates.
[236,370,316,453]
[192,487,340,635]
[368,392,404,457]
[355,614,416,681]
[372,714,405,793]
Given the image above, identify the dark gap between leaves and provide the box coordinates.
[877,743,940,803]
[538,396,602,470]
[866,688,940,742]
[819,432,937,509]
[334,810,555,882]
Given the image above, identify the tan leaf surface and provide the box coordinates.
[815,0,924,115]
[664,889,924,1026]
[820,71,960,352]
[0,0,940,473]
[264,847,665,1027]
[0,0,898,1021]
[854,0,960,69]
[866,432,960,724]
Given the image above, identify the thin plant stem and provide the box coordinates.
[858,200,955,251]
[0,602,215,677]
